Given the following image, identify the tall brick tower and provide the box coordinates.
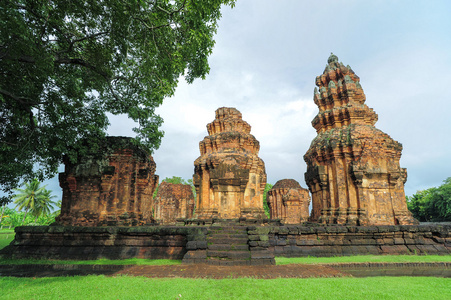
[193,107,267,220]
[304,53,418,226]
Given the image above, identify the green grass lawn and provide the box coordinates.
[0,232,14,251]
[1,241,450,300]
[0,276,450,300]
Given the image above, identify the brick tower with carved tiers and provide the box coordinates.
[193,107,267,219]
[304,54,418,226]
[56,136,159,226]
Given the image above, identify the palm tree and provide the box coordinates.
[13,179,55,224]
[52,200,62,218]
[32,188,57,222]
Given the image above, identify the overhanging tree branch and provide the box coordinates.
[0,89,36,107]
[1,0,236,201]
[54,57,110,79]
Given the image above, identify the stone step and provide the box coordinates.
[209,224,248,229]
[208,228,248,234]
[207,250,251,260]
[207,237,248,245]
[206,259,251,266]
[207,244,249,251]
[208,230,248,235]
[207,233,248,239]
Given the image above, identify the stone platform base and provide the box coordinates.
[266,224,451,257]
[0,226,200,260]
[1,224,450,265]
[181,218,282,226]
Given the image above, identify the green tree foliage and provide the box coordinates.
[0,205,5,226]
[162,176,190,185]
[0,0,235,203]
[263,183,273,218]
[0,206,58,227]
[31,188,57,222]
[407,177,451,222]
[12,179,56,224]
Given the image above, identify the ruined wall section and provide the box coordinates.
[154,182,195,224]
[56,137,158,226]
[268,179,310,224]
[304,54,417,226]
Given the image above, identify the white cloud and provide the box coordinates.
[144,0,451,194]
[9,0,450,208]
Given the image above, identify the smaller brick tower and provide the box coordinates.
[154,182,195,224]
[267,179,310,224]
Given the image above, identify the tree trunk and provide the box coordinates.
[0,206,4,225]
[22,209,28,224]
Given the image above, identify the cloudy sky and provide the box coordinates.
[40,0,451,202]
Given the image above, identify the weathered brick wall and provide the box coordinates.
[247,225,276,265]
[2,224,449,261]
[56,137,158,226]
[154,182,195,224]
[267,224,451,257]
[1,226,206,260]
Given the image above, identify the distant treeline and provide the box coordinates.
[407,177,451,222]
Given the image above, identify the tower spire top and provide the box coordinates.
[327,52,339,64]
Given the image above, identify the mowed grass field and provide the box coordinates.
[0,231,14,250]
[1,275,450,300]
[1,231,451,299]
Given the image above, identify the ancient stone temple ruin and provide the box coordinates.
[7,55,451,268]
[154,182,195,224]
[193,107,267,219]
[267,179,310,224]
[56,136,159,226]
[304,53,417,226]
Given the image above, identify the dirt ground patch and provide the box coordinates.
[113,264,349,278]
[2,262,449,278]
[0,264,349,278]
